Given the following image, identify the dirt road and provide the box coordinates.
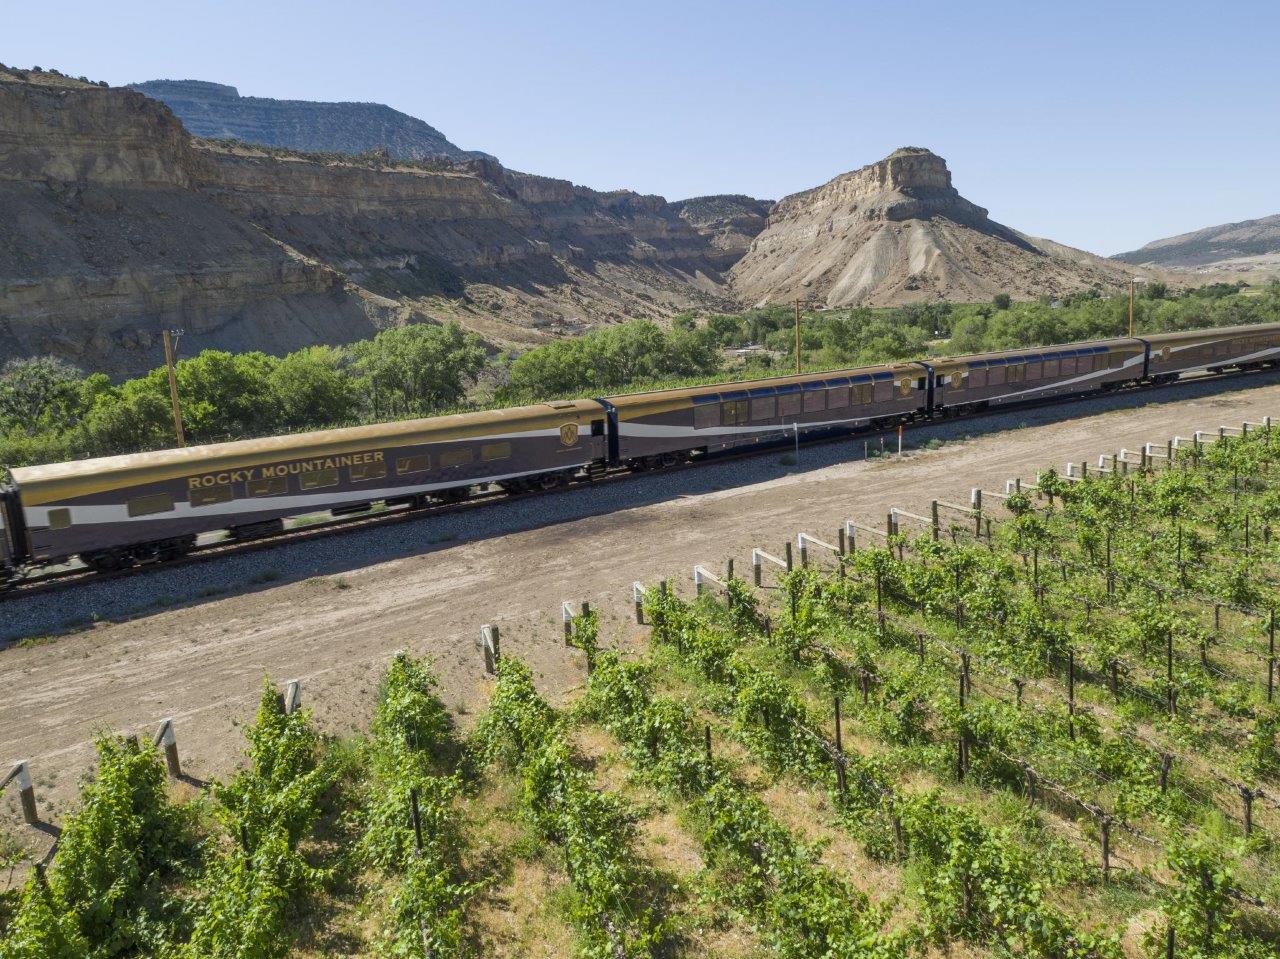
[3,374,1279,850]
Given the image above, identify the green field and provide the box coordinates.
[4,426,1280,958]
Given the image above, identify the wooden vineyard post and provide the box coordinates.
[563,600,575,643]
[409,788,433,957]
[633,582,645,624]
[154,718,181,779]
[1160,753,1171,793]
[957,652,970,781]
[282,679,302,715]
[1165,926,1175,959]
[2,761,39,824]
[930,500,940,541]
[704,725,712,766]
[837,525,847,556]
[479,624,500,674]
[971,488,983,538]
[1166,630,1177,717]
[726,558,734,582]
[1067,649,1076,739]
[784,541,793,572]
[1239,784,1255,836]
[1100,814,1112,882]
[833,697,847,794]
[1269,610,1276,704]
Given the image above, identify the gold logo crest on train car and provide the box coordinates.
[559,422,579,446]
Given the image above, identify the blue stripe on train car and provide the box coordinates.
[691,394,720,405]
[747,385,777,397]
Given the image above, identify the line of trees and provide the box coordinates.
[2,282,1278,470]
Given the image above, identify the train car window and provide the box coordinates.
[190,484,233,507]
[481,442,512,462]
[48,508,71,530]
[351,460,387,482]
[827,387,849,409]
[397,454,431,474]
[300,468,339,491]
[441,448,475,468]
[694,404,719,429]
[778,393,802,417]
[803,390,827,412]
[1043,359,1059,377]
[750,397,776,420]
[987,366,1006,386]
[247,477,288,498]
[590,419,605,437]
[127,493,175,516]
[1007,365,1025,384]
[720,400,748,426]
[872,381,892,403]
[853,384,873,405]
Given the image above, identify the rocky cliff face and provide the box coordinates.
[0,68,739,376]
[128,79,491,162]
[730,147,1148,307]
[670,195,773,268]
[1115,214,1280,277]
[0,68,417,377]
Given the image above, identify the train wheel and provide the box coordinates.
[659,452,681,468]
[536,472,564,491]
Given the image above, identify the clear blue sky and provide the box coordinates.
[6,0,1278,255]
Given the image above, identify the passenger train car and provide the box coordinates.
[3,321,1280,584]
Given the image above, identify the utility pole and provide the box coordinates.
[162,328,186,447]
[794,300,802,374]
[1128,278,1136,337]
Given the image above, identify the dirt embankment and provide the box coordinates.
[2,374,1279,852]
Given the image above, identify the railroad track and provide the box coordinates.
[3,365,1274,600]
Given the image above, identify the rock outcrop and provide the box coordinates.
[670,195,773,268]
[0,68,409,377]
[128,79,491,163]
[1114,215,1280,277]
[730,147,1150,307]
[0,67,739,376]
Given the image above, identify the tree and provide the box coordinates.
[352,322,486,418]
[0,357,88,437]
[269,345,358,430]
[992,293,1012,311]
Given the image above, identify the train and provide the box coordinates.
[3,321,1280,585]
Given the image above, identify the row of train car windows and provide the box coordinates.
[697,381,912,428]
[93,442,520,521]
[956,352,1124,389]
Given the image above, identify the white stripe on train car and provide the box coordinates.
[618,412,879,439]
[22,463,587,528]
[981,351,1146,404]
[1158,343,1280,376]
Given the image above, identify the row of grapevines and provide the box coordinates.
[2,734,199,958]
[474,656,665,959]
[584,647,903,959]
[357,651,476,957]
[644,584,1120,959]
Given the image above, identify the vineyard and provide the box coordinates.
[4,423,1280,957]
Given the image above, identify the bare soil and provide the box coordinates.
[4,376,1280,861]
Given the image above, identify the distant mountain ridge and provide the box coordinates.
[128,79,491,162]
[1114,214,1280,276]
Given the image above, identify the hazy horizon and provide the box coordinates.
[6,0,1278,257]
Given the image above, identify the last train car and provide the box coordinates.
[926,338,1146,413]
[4,400,607,572]
[1142,322,1280,383]
[603,362,929,468]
